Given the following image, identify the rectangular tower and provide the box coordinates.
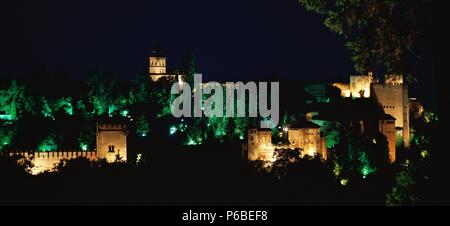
[247,128,274,162]
[288,121,321,157]
[372,75,410,147]
[379,114,396,163]
[149,47,167,81]
[96,123,128,162]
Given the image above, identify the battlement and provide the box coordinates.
[372,83,405,89]
[3,120,128,174]
[384,74,403,85]
[97,123,127,132]
[6,150,99,174]
[8,150,97,159]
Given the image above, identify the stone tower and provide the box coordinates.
[350,72,373,98]
[288,121,322,157]
[149,47,167,81]
[378,114,396,163]
[247,128,274,162]
[96,122,128,162]
[372,75,410,147]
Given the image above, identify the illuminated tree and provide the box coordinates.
[38,133,58,152]
[136,115,150,137]
[298,0,431,74]
[385,161,419,205]
[78,125,95,151]
[206,116,229,141]
[58,97,74,115]
[129,74,151,104]
[40,97,53,118]
[233,117,250,140]
[315,121,341,148]
[0,125,16,151]
[76,99,89,118]
[40,96,74,118]
[332,121,388,180]
[87,73,118,116]
[0,80,34,120]
[149,77,175,117]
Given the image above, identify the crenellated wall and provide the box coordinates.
[7,122,128,175]
[9,150,98,174]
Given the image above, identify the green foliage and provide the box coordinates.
[314,120,340,148]
[385,161,419,205]
[41,97,53,118]
[0,80,35,120]
[130,74,151,104]
[40,97,74,118]
[150,77,176,117]
[209,116,228,140]
[359,151,375,178]
[332,158,343,177]
[0,125,16,151]
[38,133,58,152]
[298,0,431,73]
[136,115,150,137]
[232,117,250,140]
[78,125,95,151]
[422,110,438,123]
[76,99,88,118]
[58,97,74,116]
[333,122,388,180]
[87,73,118,116]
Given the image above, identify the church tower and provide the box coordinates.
[96,122,128,162]
[149,47,167,81]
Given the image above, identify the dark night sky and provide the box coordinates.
[0,0,436,104]
[1,0,355,81]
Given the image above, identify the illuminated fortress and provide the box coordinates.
[248,72,411,164]
[248,121,328,163]
[332,73,410,148]
[4,51,412,173]
[8,122,128,174]
[146,49,409,165]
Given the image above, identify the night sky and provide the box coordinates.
[0,0,436,103]
[1,0,355,81]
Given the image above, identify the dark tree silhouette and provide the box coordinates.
[298,0,432,74]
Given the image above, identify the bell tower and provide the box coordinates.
[149,46,167,81]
